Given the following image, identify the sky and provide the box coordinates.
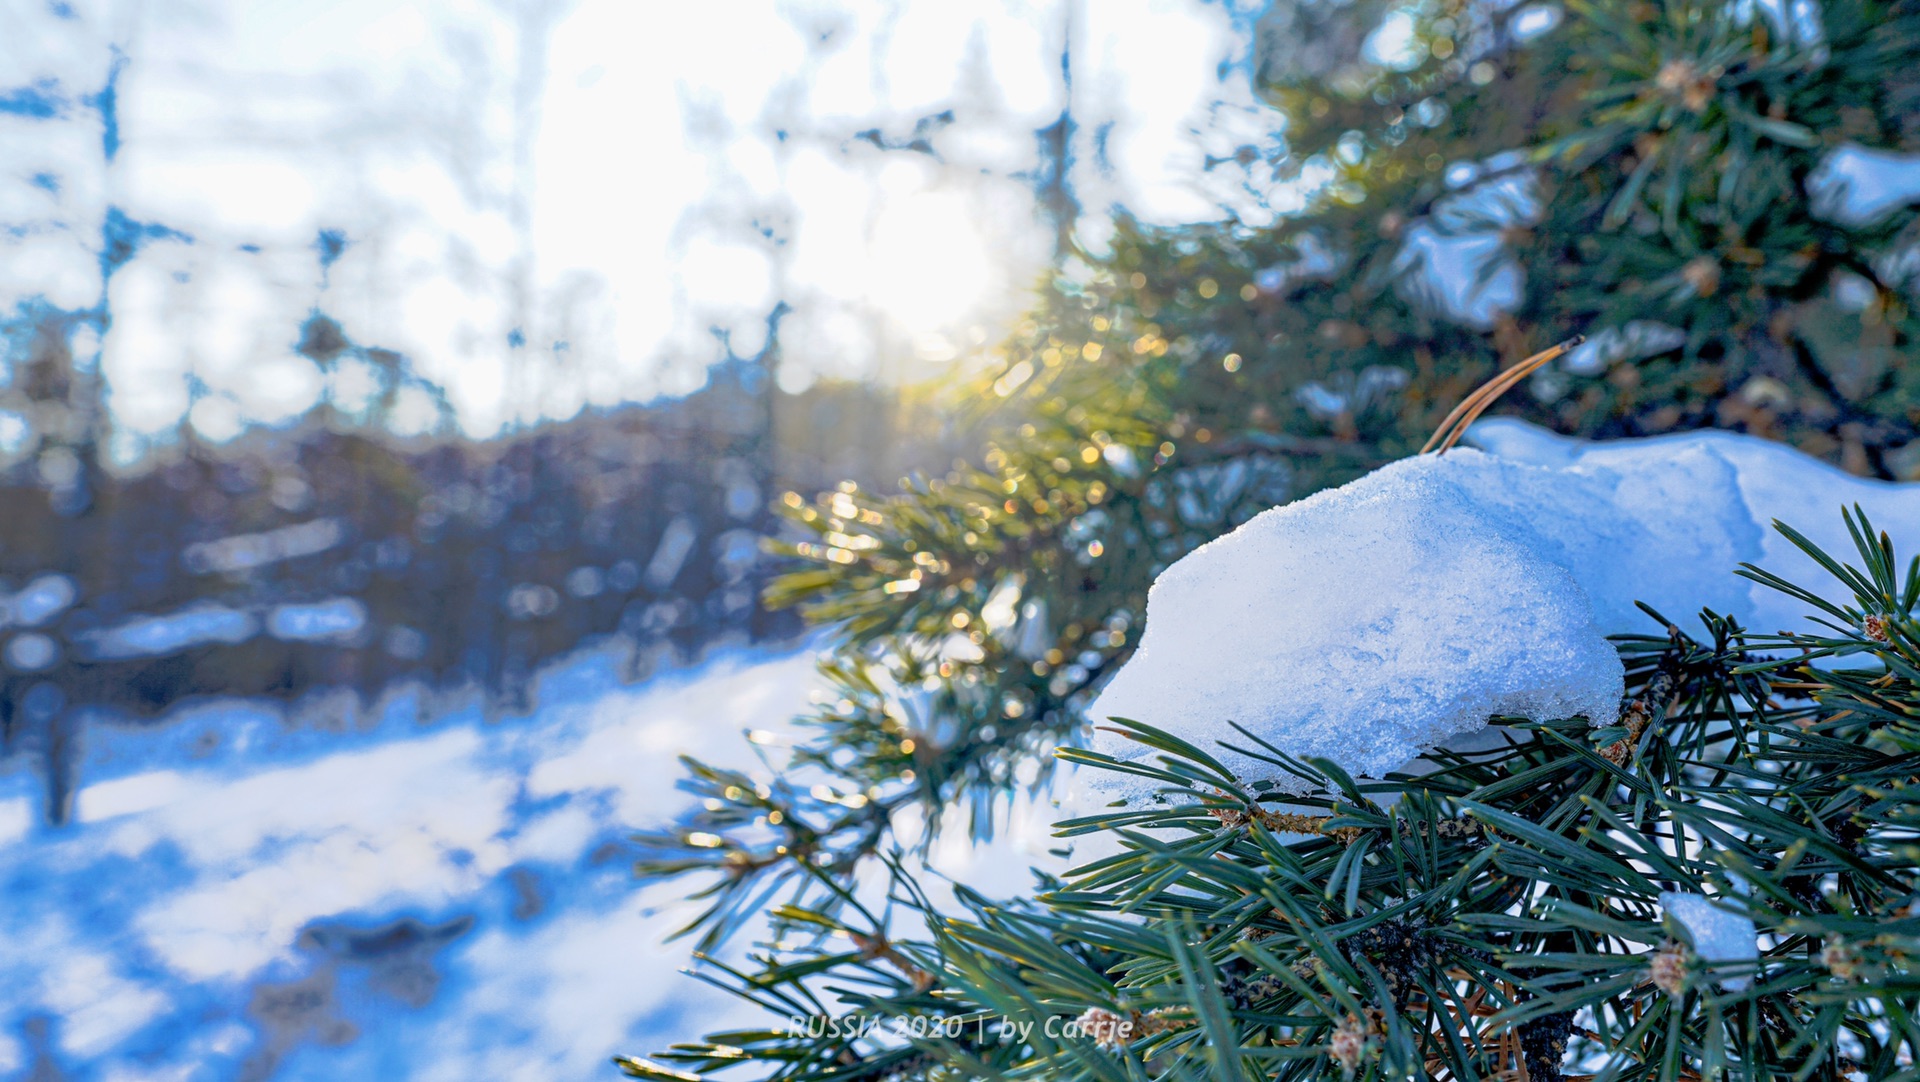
[1,0,1282,448]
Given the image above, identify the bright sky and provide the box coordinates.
[0,0,1280,446]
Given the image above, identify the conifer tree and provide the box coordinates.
[621,0,1920,1076]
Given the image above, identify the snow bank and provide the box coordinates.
[1089,421,1920,788]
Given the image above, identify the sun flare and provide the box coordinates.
[866,192,996,341]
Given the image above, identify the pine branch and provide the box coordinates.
[623,0,1920,1074]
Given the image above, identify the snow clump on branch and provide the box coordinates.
[1089,421,1920,789]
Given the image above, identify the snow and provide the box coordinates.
[1091,421,1920,788]
[67,595,367,659]
[1090,448,1625,785]
[5,632,58,671]
[182,519,344,574]
[5,572,78,627]
[266,597,367,642]
[0,646,830,1076]
[1807,144,1920,227]
[1468,419,1920,636]
[82,604,257,659]
[2,638,1083,1078]
[1561,321,1687,375]
[1659,891,1757,990]
[1394,166,1537,328]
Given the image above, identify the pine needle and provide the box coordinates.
[1421,336,1586,455]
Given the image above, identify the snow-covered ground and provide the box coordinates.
[0,638,1079,1080]
[10,648,784,1079]
[0,648,741,1076]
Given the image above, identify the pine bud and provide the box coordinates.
[1681,256,1722,298]
[1328,1013,1369,1077]
[1074,1008,1132,1051]
[1821,935,1860,981]
[1655,58,1717,112]
[1863,614,1890,643]
[1650,941,1689,997]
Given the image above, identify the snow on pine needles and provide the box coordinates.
[1090,421,1920,789]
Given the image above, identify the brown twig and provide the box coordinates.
[1209,805,1366,843]
[1210,801,1484,844]
[849,931,938,993]
[1601,664,1682,765]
